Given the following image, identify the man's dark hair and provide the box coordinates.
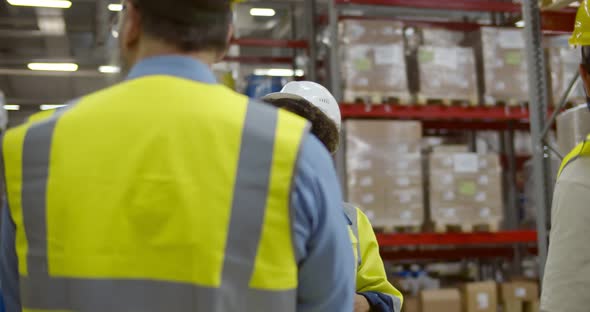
[265,98,340,154]
[133,0,232,52]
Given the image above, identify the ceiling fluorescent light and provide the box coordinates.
[515,20,525,28]
[99,65,121,74]
[254,68,304,77]
[7,0,72,8]
[40,104,66,111]
[250,8,276,17]
[4,105,20,111]
[108,3,123,11]
[28,62,78,72]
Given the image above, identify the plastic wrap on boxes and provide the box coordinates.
[549,46,586,107]
[429,152,503,226]
[346,120,424,228]
[417,46,478,102]
[556,104,590,155]
[339,20,410,101]
[481,27,529,105]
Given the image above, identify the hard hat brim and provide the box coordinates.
[261,92,311,104]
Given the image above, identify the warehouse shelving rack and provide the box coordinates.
[325,0,579,276]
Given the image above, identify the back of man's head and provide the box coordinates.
[133,0,232,52]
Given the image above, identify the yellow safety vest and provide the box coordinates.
[558,134,590,178]
[3,76,309,312]
[343,203,404,312]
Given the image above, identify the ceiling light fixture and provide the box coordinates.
[7,0,72,8]
[250,8,276,17]
[28,62,78,72]
[4,105,20,111]
[108,3,123,11]
[515,20,525,28]
[254,68,304,77]
[98,65,121,74]
[40,104,66,111]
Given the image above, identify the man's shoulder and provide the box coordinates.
[558,156,590,187]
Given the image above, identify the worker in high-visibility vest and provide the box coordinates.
[264,82,403,312]
[0,1,355,311]
[541,1,590,311]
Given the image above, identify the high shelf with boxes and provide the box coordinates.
[325,0,580,295]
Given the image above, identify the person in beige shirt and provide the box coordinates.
[541,2,590,311]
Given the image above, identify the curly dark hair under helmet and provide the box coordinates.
[264,97,340,154]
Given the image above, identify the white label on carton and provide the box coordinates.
[443,157,454,167]
[475,192,487,202]
[434,47,458,70]
[396,161,409,170]
[515,287,527,298]
[397,177,410,187]
[480,207,491,218]
[396,144,409,154]
[443,208,456,218]
[477,293,490,309]
[453,154,479,173]
[478,175,489,185]
[374,45,403,65]
[499,30,524,49]
[357,77,369,86]
[360,177,373,187]
[399,192,412,204]
[361,194,375,204]
[400,210,413,220]
[443,191,456,201]
[442,174,454,185]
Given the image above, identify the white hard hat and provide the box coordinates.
[263,81,341,131]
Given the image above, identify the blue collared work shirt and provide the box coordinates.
[0,56,355,312]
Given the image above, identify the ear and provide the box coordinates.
[122,1,142,49]
[215,24,234,63]
[579,64,590,95]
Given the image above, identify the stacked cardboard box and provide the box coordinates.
[340,20,410,103]
[429,151,503,230]
[461,281,498,312]
[420,289,461,312]
[416,28,478,105]
[480,27,529,106]
[346,120,423,228]
[500,281,539,312]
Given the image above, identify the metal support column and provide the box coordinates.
[304,0,318,82]
[522,0,551,279]
[503,127,519,230]
[328,0,347,188]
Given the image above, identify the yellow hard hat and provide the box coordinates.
[570,0,590,46]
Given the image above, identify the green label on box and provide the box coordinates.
[504,51,522,65]
[419,50,434,63]
[354,58,372,71]
[458,181,477,196]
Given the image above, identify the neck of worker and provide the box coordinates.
[134,37,218,68]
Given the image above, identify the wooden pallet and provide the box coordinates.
[373,223,423,234]
[344,90,412,105]
[433,220,500,233]
[484,98,529,108]
[417,95,478,107]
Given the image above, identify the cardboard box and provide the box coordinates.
[524,301,540,312]
[433,145,470,154]
[461,281,498,312]
[340,20,410,98]
[403,296,419,312]
[418,45,478,102]
[346,120,424,227]
[500,282,539,303]
[429,152,503,226]
[420,289,461,312]
[480,27,529,105]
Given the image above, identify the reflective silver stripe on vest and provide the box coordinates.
[388,293,402,312]
[343,202,361,267]
[19,101,297,312]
